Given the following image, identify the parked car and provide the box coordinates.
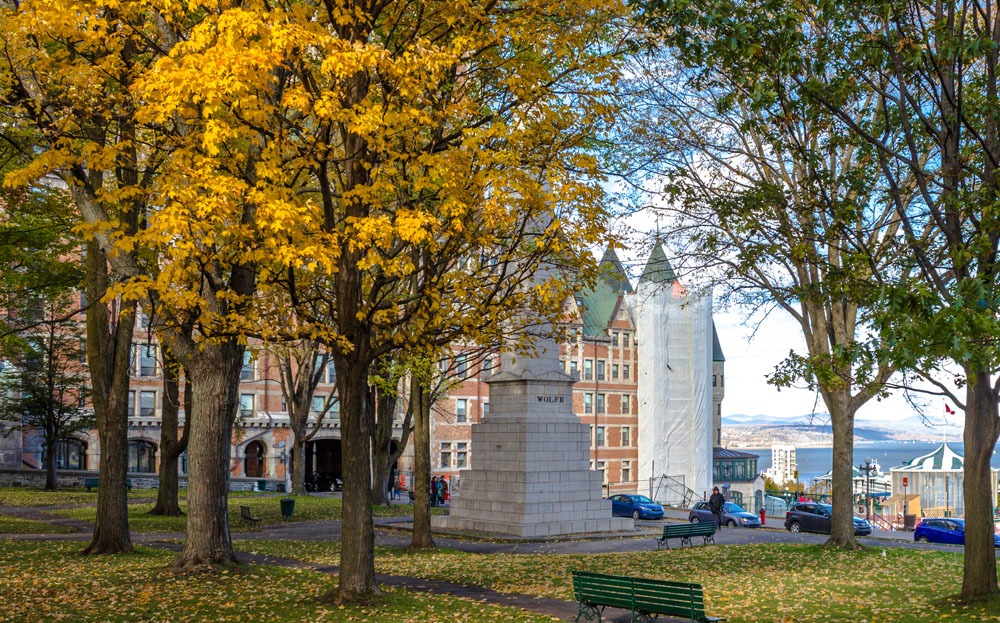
[689,501,762,527]
[608,494,664,519]
[784,502,871,536]
[304,472,342,492]
[914,518,1000,547]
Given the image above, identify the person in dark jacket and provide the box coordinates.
[709,487,726,529]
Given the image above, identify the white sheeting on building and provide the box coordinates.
[630,283,714,505]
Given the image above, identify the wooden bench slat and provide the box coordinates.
[634,587,704,596]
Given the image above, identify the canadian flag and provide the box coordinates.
[945,404,955,415]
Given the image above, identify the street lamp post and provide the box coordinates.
[858,458,874,523]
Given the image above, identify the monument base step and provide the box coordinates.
[431,514,634,538]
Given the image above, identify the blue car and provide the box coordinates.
[914,518,1000,547]
[609,494,664,519]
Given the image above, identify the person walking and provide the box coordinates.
[441,477,449,505]
[434,477,444,507]
[709,486,726,530]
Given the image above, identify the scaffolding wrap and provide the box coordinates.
[630,283,714,506]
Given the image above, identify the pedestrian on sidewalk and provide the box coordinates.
[392,475,401,501]
[709,486,726,530]
[433,476,444,507]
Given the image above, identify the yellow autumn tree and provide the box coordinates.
[0,0,158,555]
[134,0,628,600]
[3,0,629,595]
[0,2,276,566]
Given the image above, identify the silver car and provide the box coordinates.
[689,501,762,527]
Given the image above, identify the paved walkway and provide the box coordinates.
[0,504,96,532]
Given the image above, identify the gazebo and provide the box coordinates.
[888,443,998,519]
[815,462,891,496]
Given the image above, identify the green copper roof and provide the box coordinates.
[576,247,631,336]
[712,322,725,362]
[598,247,633,294]
[637,243,677,288]
[577,281,618,336]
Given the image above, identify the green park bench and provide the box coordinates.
[239,505,262,530]
[84,477,132,492]
[656,522,716,549]
[572,570,725,623]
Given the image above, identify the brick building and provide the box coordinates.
[3,245,724,496]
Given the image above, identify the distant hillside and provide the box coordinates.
[722,413,830,427]
[725,412,962,435]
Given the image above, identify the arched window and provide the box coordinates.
[128,440,157,473]
[45,440,86,471]
[244,440,266,478]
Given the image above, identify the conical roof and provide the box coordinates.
[712,321,725,362]
[892,443,964,472]
[637,243,677,288]
[598,247,633,294]
[577,246,630,336]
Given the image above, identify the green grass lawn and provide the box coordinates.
[239,540,1000,623]
[50,495,441,532]
[0,516,75,534]
[0,540,557,623]
[0,487,166,507]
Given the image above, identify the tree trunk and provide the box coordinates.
[322,360,377,602]
[171,342,243,568]
[371,452,393,507]
[371,391,400,507]
[824,392,860,549]
[292,438,306,495]
[44,436,57,491]
[410,377,434,549]
[961,369,1000,600]
[81,242,135,556]
[149,351,188,516]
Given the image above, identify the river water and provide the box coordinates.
[743,441,1000,484]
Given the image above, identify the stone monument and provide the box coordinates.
[432,326,633,537]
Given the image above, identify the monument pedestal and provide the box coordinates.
[432,365,633,537]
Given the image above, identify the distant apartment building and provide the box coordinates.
[765,444,798,484]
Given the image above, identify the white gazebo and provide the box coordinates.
[888,443,998,519]
[815,461,891,496]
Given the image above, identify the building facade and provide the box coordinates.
[765,444,798,485]
[4,245,726,498]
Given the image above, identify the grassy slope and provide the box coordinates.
[0,540,557,623]
[239,540,1000,623]
[50,495,441,532]
[0,516,74,534]
[0,488,166,507]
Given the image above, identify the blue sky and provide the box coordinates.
[613,237,953,426]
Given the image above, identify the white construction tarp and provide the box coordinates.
[630,282,714,505]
